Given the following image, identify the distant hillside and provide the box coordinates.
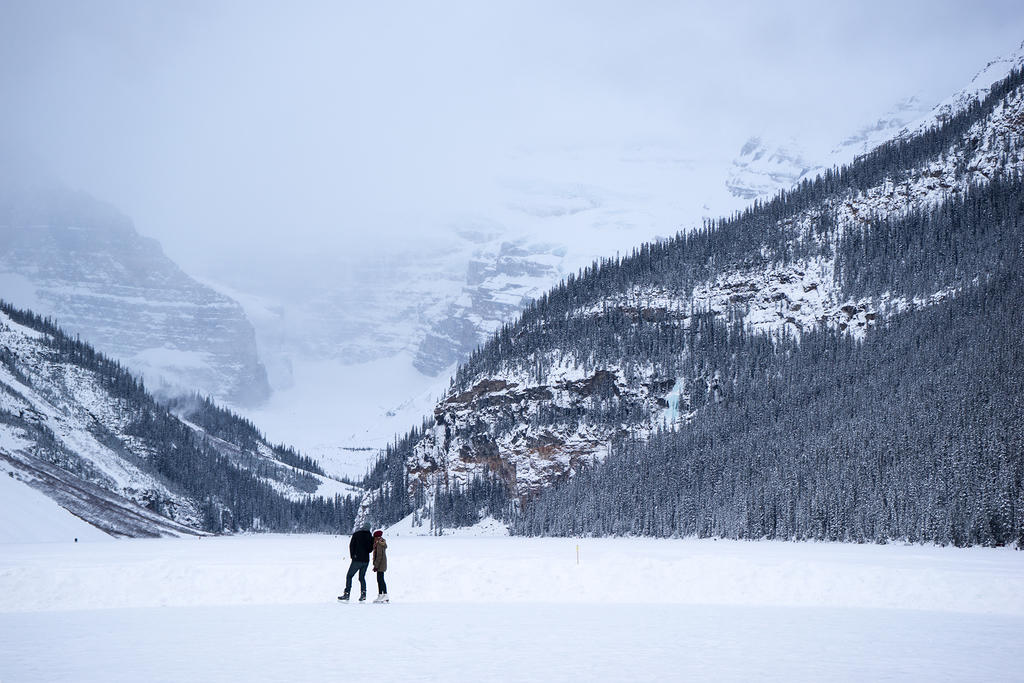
[362,59,1024,547]
[0,301,359,537]
[0,178,270,406]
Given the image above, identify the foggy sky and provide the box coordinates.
[3,0,1024,273]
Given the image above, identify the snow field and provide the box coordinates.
[1,535,1022,681]
[2,535,1022,614]
[4,603,1023,682]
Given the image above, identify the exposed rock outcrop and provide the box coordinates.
[408,366,668,497]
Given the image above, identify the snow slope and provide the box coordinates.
[0,536,1021,681]
[899,40,1024,139]
[242,352,454,478]
[0,465,110,543]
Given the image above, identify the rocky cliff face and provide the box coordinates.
[0,183,270,406]
[407,366,670,496]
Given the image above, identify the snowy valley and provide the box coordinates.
[2,40,1023,544]
[2,11,1024,681]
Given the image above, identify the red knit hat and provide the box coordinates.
[373,530,383,537]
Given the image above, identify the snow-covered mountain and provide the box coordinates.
[725,137,811,200]
[724,95,939,204]
[0,178,270,407]
[899,40,1024,138]
[228,137,841,462]
[825,96,933,161]
[0,301,359,536]
[223,91,974,467]
[359,47,1024,544]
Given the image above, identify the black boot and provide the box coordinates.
[338,593,350,601]
[359,591,367,602]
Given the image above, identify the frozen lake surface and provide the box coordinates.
[1,535,1022,681]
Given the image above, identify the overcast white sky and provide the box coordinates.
[3,0,1024,272]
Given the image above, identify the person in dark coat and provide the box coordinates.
[372,530,388,603]
[339,524,374,601]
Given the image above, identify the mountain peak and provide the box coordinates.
[898,40,1024,138]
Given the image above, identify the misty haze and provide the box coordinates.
[2,2,1024,681]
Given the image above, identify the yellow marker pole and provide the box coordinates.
[576,544,579,565]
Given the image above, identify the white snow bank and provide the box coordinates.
[0,465,111,544]
[385,513,510,537]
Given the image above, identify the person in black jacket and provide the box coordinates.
[339,524,375,602]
